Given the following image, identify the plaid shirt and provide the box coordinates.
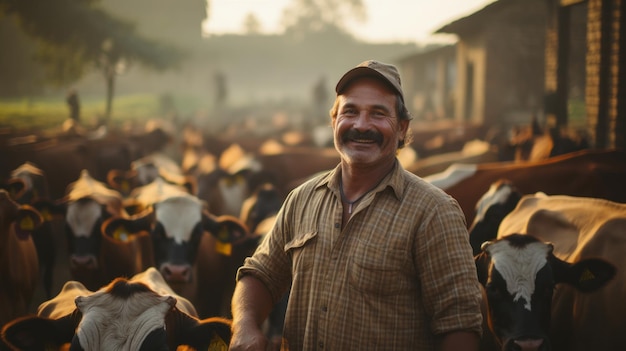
[237,161,483,350]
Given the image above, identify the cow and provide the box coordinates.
[1,162,59,300]
[101,177,250,318]
[107,152,195,197]
[1,267,232,351]
[191,143,271,217]
[52,169,151,291]
[0,190,42,327]
[256,145,340,198]
[468,179,523,256]
[239,182,288,351]
[475,193,625,350]
[427,149,626,226]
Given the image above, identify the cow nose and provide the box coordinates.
[161,263,191,283]
[512,338,545,351]
[70,254,98,269]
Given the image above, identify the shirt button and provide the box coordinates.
[319,341,324,348]
[334,222,339,228]
[321,306,327,312]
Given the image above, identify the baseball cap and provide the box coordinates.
[335,60,404,101]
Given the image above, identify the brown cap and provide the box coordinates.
[335,60,404,100]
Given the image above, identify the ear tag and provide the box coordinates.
[208,333,228,351]
[215,241,232,256]
[14,213,36,240]
[579,268,596,282]
[20,215,35,231]
[39,207,53,221]
[113,226,129,241]
[121,180,130,193]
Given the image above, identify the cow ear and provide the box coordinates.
[102,213,152,241]
[13,206,43,240]
[5,178,26,200]
[551,255,616,292]
[1,314,77,350]
[474,250,491,286]
[32,199,65,222]
[202,215,248,243]
[182,317,233,351]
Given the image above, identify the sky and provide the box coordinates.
[203,0,498,44]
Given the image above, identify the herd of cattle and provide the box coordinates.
[1,120,625,350]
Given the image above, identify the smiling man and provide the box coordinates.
[229,60,483,351]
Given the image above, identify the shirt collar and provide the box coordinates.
[314,159,405,201]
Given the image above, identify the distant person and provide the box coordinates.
[66,89,80,122]
[229,60,483,351]
[311,75,329,123]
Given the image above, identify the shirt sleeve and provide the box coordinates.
[236,191,295,304]
[414,197,483,336]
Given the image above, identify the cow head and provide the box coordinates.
[1,270,232,351]
[475,234,616,350]
[63,197,113,272]
[102,195,248,285]
[469,179,522,256]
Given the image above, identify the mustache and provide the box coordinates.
[341,129,383,144]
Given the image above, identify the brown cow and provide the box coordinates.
[108,152,195,197]
[1,267,232,351]
[0,190,42,327]
[2,162,57,299]
[427,149,626,226]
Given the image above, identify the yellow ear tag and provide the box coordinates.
[113,227,128,242]
[39,207,53,221]
[215,241,232,256]
[20,216,35,230]
[580,268,596,282]
[208,333,228,351]
[121,180,130,193]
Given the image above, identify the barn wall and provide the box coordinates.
[585,0,624,148]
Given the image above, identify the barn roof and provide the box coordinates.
[434,0,507,34]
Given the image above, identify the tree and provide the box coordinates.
[0,0,184,123]
[280,0,366,37]
[242,12,262,35]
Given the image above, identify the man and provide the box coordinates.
[229,60,482,350]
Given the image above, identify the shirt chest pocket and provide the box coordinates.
[348,240,413,296]
[284,231,318,274]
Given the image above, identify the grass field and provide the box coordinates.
[0,94,210,133]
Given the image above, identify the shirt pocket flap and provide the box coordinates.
[284,231,318,252]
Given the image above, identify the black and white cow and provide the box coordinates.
[475,233,615,350]
[468,179,523,256]
[102,177,249,318]
[1,267,232,351]
[53,170,135,291]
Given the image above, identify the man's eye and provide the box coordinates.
[342,109,357,116]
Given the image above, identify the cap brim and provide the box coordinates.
[335,66,402,97]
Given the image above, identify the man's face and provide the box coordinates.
[333,77,408,167]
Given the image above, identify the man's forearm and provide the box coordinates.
[231,275,274,329]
